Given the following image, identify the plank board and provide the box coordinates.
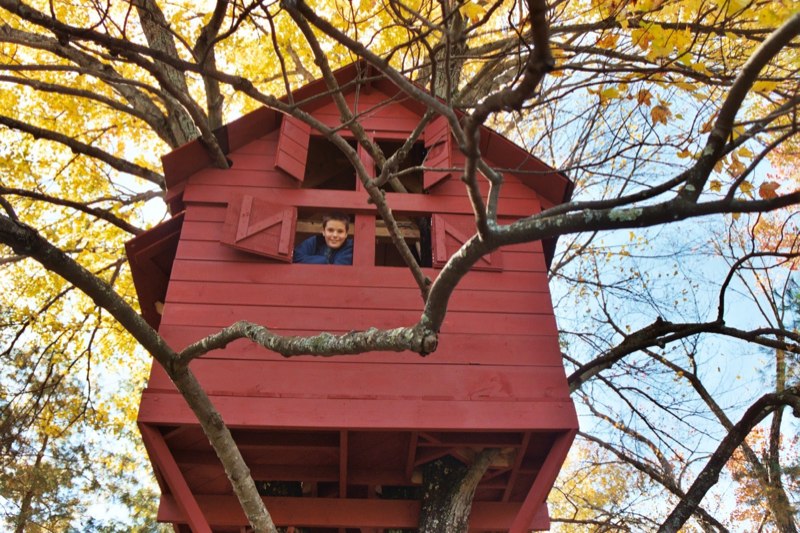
[145,360,571,401]
[165,280,555,315]
[189,168,295,188]
[138,393,579,431]
[168,259,552,290]
[159,303,557,336]
[182,183,541,217]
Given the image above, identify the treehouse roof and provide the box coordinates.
[159,62,573,213]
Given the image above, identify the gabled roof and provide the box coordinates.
[160,62,573,214]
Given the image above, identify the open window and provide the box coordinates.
[275,116,357,190]
[376,140,425,194]
[301,137,357,190]
[374,215,432,268]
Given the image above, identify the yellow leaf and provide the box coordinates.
[758,181,780,199]
[709,180,722,192]
[752,80,778,94]
[600,87,621,100]
[727,154,746,176]
[460,1,487,22]
[677,148,693,159]
[739,180,753,197]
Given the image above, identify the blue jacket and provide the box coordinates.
[293,235,353,265]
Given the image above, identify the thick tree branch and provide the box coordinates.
[176,320,439,366]
[0,213,278,533]
[0,186,148,236]
[658,386,800,533]
[0,115,165,188]
[680,12,800,201]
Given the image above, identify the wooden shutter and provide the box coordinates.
[423,115,452,190]
[431,214,502,271]
[275,115,312,182]
[221,195,297,262]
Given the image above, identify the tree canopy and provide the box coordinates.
[0,0,798,531]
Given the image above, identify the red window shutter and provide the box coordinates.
[424,115,452,190]
[221,195,297,262]
[431,214,502,271]
[275,115,312,182]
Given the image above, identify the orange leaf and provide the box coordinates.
[650,104,671,125]
[758,181,780,199]
[637,89,652,106]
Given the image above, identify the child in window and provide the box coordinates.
[293,212,353,265]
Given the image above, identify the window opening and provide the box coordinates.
[376,140,425,193]
[374,215,432,268]
[301,137,357,190]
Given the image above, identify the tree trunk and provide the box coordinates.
[13,435,48,533]
[418,449,499,533]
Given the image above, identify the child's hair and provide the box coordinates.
[322,212,350,231]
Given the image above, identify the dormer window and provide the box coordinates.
[301,137,357,190]
[376,140,425,194]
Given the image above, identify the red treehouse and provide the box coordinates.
[127,64,578,532]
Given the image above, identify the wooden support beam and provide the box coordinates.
[404,431,418,482]
[339,430,348,498]
[140,424,212,533]
[510,429,577,533]
[503,432,531,502]
[157,495,550,530]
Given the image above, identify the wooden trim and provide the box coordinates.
[353,213,375,267]
[339,430,348,498]
[183,183,541,217]
[139,394,579,431]
[124,212,184,329]
[139,424,212,533]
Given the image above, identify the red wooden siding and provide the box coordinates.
[310,90,424,135]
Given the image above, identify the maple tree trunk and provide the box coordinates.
[13,435,48,533]
[418,450,499,532]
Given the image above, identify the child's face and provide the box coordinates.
[322,220,347,249]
